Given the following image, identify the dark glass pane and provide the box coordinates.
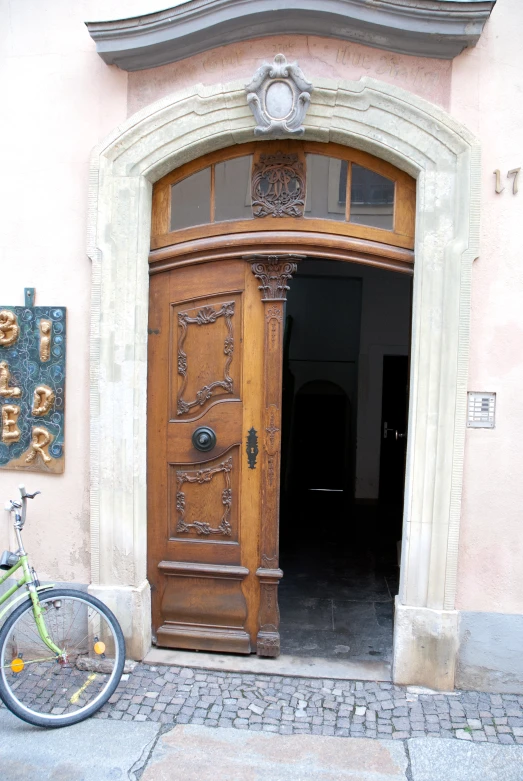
[338,160,348,204]
[350,165,394,230]
[214,156,252,221]
[170,167,211,231]
[305,155,346,221]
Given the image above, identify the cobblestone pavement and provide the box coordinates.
[95,663,523,745]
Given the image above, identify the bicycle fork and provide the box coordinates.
[22,560,63,659]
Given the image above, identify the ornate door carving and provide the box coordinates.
[147,255,300,656]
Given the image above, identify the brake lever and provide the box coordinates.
[25,492,41,500]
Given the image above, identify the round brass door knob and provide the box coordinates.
[192,426,217,452]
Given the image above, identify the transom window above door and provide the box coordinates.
[151,142,415,252]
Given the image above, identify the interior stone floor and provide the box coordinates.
[279,535,399,663]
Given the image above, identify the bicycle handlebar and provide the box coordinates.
[19,485,40,501]
[4,485,41,528]
[18,485,41,526]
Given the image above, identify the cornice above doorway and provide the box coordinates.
[85,0,496,72]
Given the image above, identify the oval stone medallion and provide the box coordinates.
[265,81,294,119]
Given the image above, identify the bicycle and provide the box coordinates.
[0,485,125,728]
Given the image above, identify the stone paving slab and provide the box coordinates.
[95,662,523,746]
[2,705,523,781]
[408,738,523,781]
[140,724,408,781]
[0,708,160,781]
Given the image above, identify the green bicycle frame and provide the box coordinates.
[0,555,62,657]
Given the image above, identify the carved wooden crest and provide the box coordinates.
[245,53,313,137]
[251,152,305,218]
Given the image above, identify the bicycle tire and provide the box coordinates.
[0,588,125,728]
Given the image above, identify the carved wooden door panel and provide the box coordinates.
[148,256,300,655]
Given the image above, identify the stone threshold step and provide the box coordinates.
[143,647,391,682]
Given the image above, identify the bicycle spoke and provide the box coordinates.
[0,591,124,726]
[2,656,57,668]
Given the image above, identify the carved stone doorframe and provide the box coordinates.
[87,76,479,689]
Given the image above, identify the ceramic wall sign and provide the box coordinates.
[0,291,66,473]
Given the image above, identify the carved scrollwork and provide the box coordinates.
[176,456,233,537]
[250,256,299,301]
[257,630,280,658]
[261,554,278,569]
[251,153,305,218]
[265,305,283,322]
[265,404,281,455]
[245,53,313,138]
[177,301,235,416]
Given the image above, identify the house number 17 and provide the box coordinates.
[494,168,520,194]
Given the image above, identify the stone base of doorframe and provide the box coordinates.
[89,580,151,661]
[392,597,458,691]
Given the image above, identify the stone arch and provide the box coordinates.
[87,75,479,688]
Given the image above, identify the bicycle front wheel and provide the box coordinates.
[0,588,125,728]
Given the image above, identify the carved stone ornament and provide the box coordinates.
[252,152,305,218]
[245,53,312,138]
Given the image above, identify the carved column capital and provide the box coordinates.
[246,254,304,302]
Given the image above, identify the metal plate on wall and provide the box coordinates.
[0,302,66,473]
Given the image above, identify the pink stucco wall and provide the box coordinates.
[0,0,132,582]
[127,35,451,116]
[2,0,521,616]
[451,0,523,614]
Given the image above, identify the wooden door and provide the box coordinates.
[147,255,301,656]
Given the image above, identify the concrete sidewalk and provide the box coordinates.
[1,710,523,781]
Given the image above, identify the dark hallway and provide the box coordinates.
[278,259,409,664]
[279,504,400,663]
